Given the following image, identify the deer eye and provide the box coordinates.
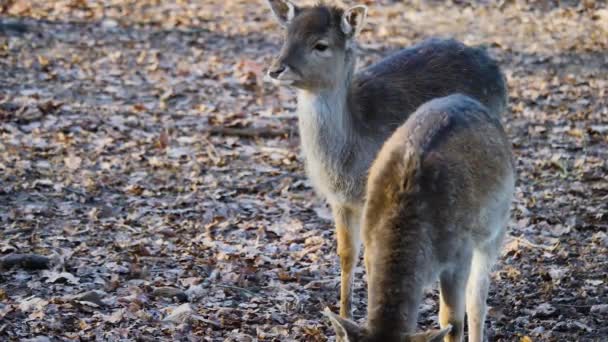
[313,42,329,52]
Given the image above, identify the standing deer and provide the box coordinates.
[324,94,515,342]
[265,0,508,318]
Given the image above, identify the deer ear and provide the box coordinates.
[267,0,299,27]
[403,325,452,342]
[323,307,363,341]
[341,5,368,37]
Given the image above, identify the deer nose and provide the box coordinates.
[268,64,286,79]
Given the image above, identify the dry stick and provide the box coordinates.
[264,285,301,308]
[202,136,220,164]
[512,236,559,251]
[1,227,35,236]
[152,287,188,302]
[205,126,292,138]
[303,278,340,290]
[553,303,595,308]
[0,254,51,271]
[214,284,257,297]
[192,315,222,328]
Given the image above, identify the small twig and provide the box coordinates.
[214,284,257,297]
[205,126,292,138]
[252,174,295,192]
[191,315,222,328]
[303,278,340,290]
[1,227,35,236]
[512,236,559,251]
[152,287,188,302]
[64,187,87,197]
[202,136,220,164]
[264,285,301,307]
[552,303,595,308]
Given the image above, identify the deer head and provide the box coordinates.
[265,0,367,90]
[323,308,452,342]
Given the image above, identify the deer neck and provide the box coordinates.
[296,58,357,167]
[297,86,350,144]
[365,213,430,334]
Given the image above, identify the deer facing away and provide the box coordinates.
[324,94,515,342]
[265,0,508,319]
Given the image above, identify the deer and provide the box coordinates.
[264,0,508,319]
[324,94,515,342]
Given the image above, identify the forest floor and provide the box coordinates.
[0,0,607,341]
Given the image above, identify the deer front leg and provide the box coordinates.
[332,204,362,319]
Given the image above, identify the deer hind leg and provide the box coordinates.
[332,204,361,319]
[466,239,502,342]
[439,251,471,342]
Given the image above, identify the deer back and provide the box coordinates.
[349,38,507,140]
[362,94,515,337]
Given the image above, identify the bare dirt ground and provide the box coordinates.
[0,0,607,341]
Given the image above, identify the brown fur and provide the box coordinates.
[326,94,515,342]
[266,0,508,322]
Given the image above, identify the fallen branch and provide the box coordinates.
[0,254,51,271]
[1,227,35,236]
[191,315,222,328]
[303,278,340,290]
[513,236,559,251]
[205,126,292,138]
[214,284,256,297]
[152,287,188,302]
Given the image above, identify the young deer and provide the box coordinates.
[265,0,507,318]
[324,94,515,342]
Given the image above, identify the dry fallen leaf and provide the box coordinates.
[42,271,79,285]
[163,303,193,323]
[19,297,49,313]
[64,154,82,171]
[0,1,605,341]
[103,308,125,324]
